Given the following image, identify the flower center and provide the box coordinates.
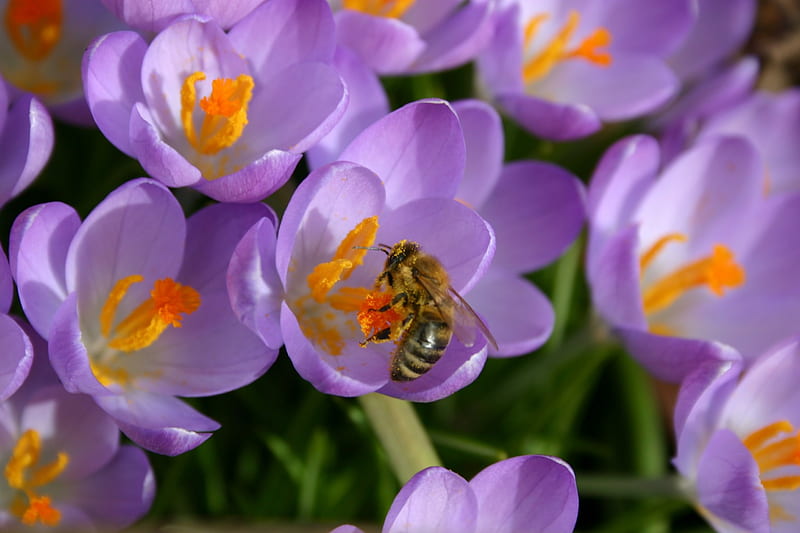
[5,429,68,527]
[639,233,745,321]
[181,72,254,160]
[4,0,62,62]
[92,275,201,386]
[342,0,415,18]
[521,10,611,85]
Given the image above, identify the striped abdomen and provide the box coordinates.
[390,311,452,382]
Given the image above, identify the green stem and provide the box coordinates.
[359,394,442,483]
[545,233,584,353]
[577,474,686,499]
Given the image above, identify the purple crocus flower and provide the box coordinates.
[0,0,124,124]
[10,178,276,455]
[83,0,347,202]
[475,0,693,140]
[674,338,800,532]
[0,74,53,208]
[229,100,497,400]
[586,134,800,382]
[331,455,578,533]
[101,0,265,32]
[0,244,32,401]
[453,99,585,356]
[330,0,494,75]
[1,330,153,530]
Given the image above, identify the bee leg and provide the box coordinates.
[373,291,407,313]
[359,326,393,347]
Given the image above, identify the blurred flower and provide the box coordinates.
[674,338,800,532]
[0,330,153,530]
[0,243,32,401]
[452,99,585,356]
[330,0,494,75]
[0,74,53,208]
[101,0,265,32]
[10,178,276,454]
[0,0,124,124]
[331,455,578,533]
[83,0,347,202]
[586,134,800,382]
[475,0,693,140]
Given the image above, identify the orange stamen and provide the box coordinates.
[357,290,405,344]
[343,0,415,18]
[743,420,800,493]
[4,0,62,62]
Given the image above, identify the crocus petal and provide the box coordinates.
[0,315,32,401]
[228,218,284,350]
[102,0,263,32]
[495,93,601,141]
[603,0,694,57]
[382,467,478,533]
[94,390,219,456]
[695,429,769,533]
[471,455,578,533]
[0,94,53,206]
[330,527,365,533]
[409,1,493,73]
[21,385,119,480]
[193,149,302,203]
[0,245,11,313]
[306,46,390,170]
[67,445,155,528]
[10,202,80,338]
[335,11,425,74]
[467,271,553,357]
[403,0,462,35]
[453,99,503,210]
[475,4,523,95]
[483,161,585,272]
[65,179,186,340]
[339,99,465,208]
[229,0,336,78]
[82,31,147,156]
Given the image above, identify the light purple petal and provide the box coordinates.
[668,0,756,81]
[101,0,193,32]
[475,4,523,95]
[382,467,477,533]
[403,0,462,35]
[67,445,155,528]
[65,179,186,341]
[330,526,365,533]
[453,99,503,210]
[0,315,32,401]
[82,30,147,156]
[229,0,336,78]
[467,271,553,357]
[410,1,494,73]
[193,149,302,203]
[339,99,465,209]
[483,161,585,272]
[0,244,11,313]
[601,0,694,56]
[496,92,601,141]
[306,45,390,170]
[335,11,425,74]
[94,390,219,455]
[471,455,578,533]
[0,94,53,206]
[695,429,769,533]
[228,218,284,350]
[10,202,80,338]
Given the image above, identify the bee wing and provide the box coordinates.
[415,273,498,350]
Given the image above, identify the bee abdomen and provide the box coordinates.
[391,320,452,382]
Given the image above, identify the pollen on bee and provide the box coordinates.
[357,290,405,344]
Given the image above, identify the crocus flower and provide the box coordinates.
[229,100,497,400]
[0,244,32,401]
[453,99,585,356]
[330,455,578,533]
[674,338,800,532]
[101,0,265,32]
[0,0,124,124]
[0,74,53,207]
[10,178,276,455]
[83,0,347,202]
[475,0,693,140]
[1,330,153,530]
[586,134,800,382]
[330,0,494,75]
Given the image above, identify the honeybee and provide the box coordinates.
[359,240,497,382]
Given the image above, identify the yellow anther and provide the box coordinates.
[101,276,201,353]
[4,0,63,62]
[522,10,613,84]
[639,233,688,273]
[343,0,416,18]
[181,72,254,156]
[743,420,800,493]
